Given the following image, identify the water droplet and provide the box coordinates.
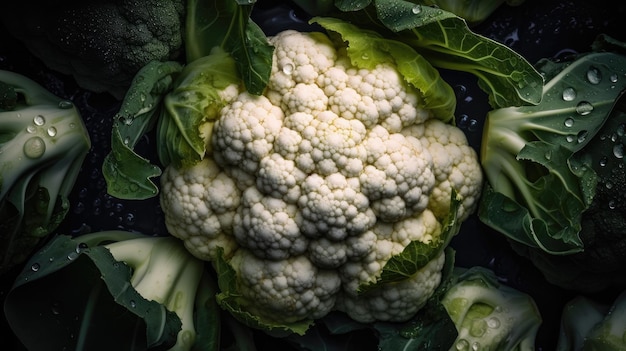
[58,100,74,109]
[33,115,45,126]
[455,339,469,350]
[609,200,616,209]
[458,114,470,128]
[617,123,625,137]
[471,342,481,351]
[566,135,575,143]
[467,119,479,132]
[123,137,131,145]
[544,150,552,160]
[610,73,618,83]
[51,302,62,315]
[75,242,88,253]
[361,53,370,60]
[24,137,45,159]
[31,263,40,272]
[130,300,137,308]
[576,101,594,115]
[487,317,500,328]
[564,117,575,127]
[562,87,576,101]
[577,130,589,143]
[586,66,602,84]
[67,252,79,261]
[26,125,36,133]
[411,4,422,14]
[47,127,57,137]
[600,156,608,167]
[613,143,624,159]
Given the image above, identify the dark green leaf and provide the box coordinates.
[185,0,273,95]
[102,60,182,200]
[334,0,372,11]
[479,50,626,254]
[4,234,181,351]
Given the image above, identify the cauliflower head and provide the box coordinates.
[160,28,483,328]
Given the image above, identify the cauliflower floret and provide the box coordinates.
[324,63,431,131]
[308,230,377,269]
[276,110,368,177]
[160,158,240,260]
[336,210,444,323]
[336,252,445,323]
[298,173,376,241]
[403,119,483,221]
[268,30,337,92]
[339,209,442,294]
[361,125,435,221]
[256,153,306,204]
[233,187,308,261]
[230,249,342,324]
[213,92,284,174]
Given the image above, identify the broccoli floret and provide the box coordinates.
[0,0,185,100]
[0,69,91,274]
[441,266,542,351]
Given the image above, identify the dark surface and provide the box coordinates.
[2,0,626,350]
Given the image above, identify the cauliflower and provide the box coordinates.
[159,28,483,330]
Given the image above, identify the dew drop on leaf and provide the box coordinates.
[586,66,602,84]
[487,317,500,328]
[47,127,57,137]
[23,137,45,159]
[33,115,45,126]
[562,87,576,101]
[575,101,593,115]
[455,339,469,350]
[30,263,40,272]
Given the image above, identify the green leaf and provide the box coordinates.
[334,0,372,11]
[185,0,273,95]
[4,234,181,351]
[157,49,240,168]
[102,124,163,200]
[102,60,182,200]
[479,50,626,254]
[313,17,457,122]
